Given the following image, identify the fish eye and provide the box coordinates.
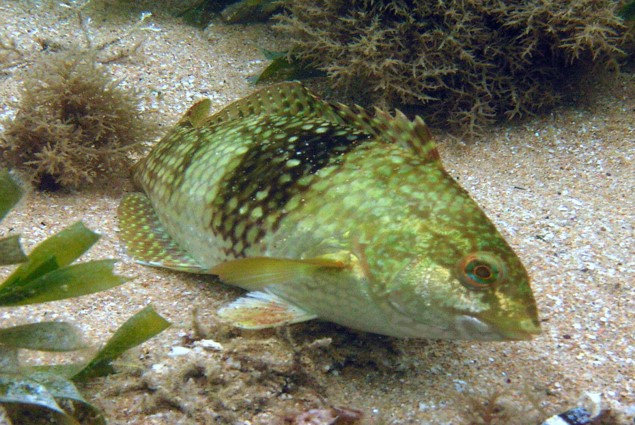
[457,252,506,290]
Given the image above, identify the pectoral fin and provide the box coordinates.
[118,193,206,273]
[218,291,317,329]
[210,256,348,291]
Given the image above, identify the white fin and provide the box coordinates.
[218,291,317,329]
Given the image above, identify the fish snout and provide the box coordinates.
[455,314,541,341]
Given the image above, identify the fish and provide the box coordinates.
[117,82,540,340]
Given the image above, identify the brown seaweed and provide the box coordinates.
[276,0,629,137]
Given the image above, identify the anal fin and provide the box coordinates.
[118,193,206,273]
[218,291,317,329]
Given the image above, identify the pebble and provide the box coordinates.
[196,339,224,351]
[168,346,192,357]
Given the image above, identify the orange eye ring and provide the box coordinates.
[457,252,505,290]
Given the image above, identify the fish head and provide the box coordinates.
[382,223,541,341]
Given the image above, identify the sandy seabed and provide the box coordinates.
[0,1,633,424]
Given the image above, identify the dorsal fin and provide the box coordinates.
[177,98,212,128]
[329,102,440,165]
[175,82,439,164]
[382,110,439,164]
[204,82,342,126]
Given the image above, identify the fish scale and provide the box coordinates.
[210,116,369,257]
[118,82,540,340]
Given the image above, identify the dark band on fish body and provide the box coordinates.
[211,115,371,256]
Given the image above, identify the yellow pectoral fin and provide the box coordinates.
[210,256,349,291]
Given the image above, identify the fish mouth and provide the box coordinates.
[495,320,541,341]
[455,315,541,341]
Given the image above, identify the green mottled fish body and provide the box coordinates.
[119,83,540,340]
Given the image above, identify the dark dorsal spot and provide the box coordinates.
[211,116,370,255]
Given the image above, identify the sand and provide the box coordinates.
[0,1,633,424]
